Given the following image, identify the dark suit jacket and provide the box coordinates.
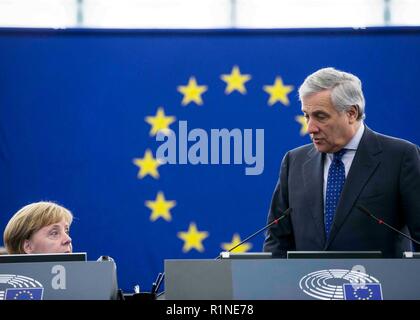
[263,126,420,258]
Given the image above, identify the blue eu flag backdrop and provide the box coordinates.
[0,28,419,291]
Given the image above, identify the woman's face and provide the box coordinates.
[24,219,72,254]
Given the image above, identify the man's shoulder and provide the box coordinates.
[369,128,419,152]
[286,143,315,158]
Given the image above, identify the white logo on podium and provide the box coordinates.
[299,269,381,300]
[0,274,44,300]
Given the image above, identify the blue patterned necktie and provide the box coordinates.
[325,149,347,238]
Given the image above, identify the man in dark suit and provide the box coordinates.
[263,67,420,258]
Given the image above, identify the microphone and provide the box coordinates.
[215,207,293,260]
[151,272,163,295]
[155,207,293,298]
[356,205,420,246]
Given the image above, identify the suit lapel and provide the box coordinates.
[325,127,382,249]
[303,146,326,246]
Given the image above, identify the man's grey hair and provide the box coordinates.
[298,67,365,120]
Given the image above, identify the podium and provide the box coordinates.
[0,261,118,300]
[164,258,420,300]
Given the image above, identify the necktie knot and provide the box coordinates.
[333,149,347,162]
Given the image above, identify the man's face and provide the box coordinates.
[24,219,72,254]
[301,90,357,153]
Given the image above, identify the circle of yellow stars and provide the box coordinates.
[132,65,308,254]
[12,289,35,300]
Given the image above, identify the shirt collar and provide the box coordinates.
[344,122,365,151]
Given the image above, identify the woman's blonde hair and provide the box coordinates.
[3,201,73,254]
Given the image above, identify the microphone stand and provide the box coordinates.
[357,205,420,246]
[215,207,292,259]
[155,207,292,298]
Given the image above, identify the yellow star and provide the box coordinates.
[177,76,208,106]
[132,149,162,179]
[145,107,176,136]
[220,65,251,94]
[221,233,252,253]
[263,76,294,106]
[295,115,308,136]
[177,222,209,253]
[145,191,176,222]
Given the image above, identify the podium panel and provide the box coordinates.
[165,259,420,300]
[0,261,118,300]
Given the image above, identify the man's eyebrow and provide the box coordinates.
[313,110,328,115]
[301,109,328,115]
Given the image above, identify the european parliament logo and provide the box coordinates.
[0,274,44,300]
[5,288,44,300]
[299,269,383,300]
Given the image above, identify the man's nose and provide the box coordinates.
[307,118,319,134]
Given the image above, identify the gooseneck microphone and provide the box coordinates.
[356,205,420,246]
[215,207,293,260]
[154,207,293,298]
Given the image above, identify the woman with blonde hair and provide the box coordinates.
[3,201,73,254]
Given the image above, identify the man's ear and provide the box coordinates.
[347,105,359,123]
[23,239,34,254]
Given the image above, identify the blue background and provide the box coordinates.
[0,28,419,292]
